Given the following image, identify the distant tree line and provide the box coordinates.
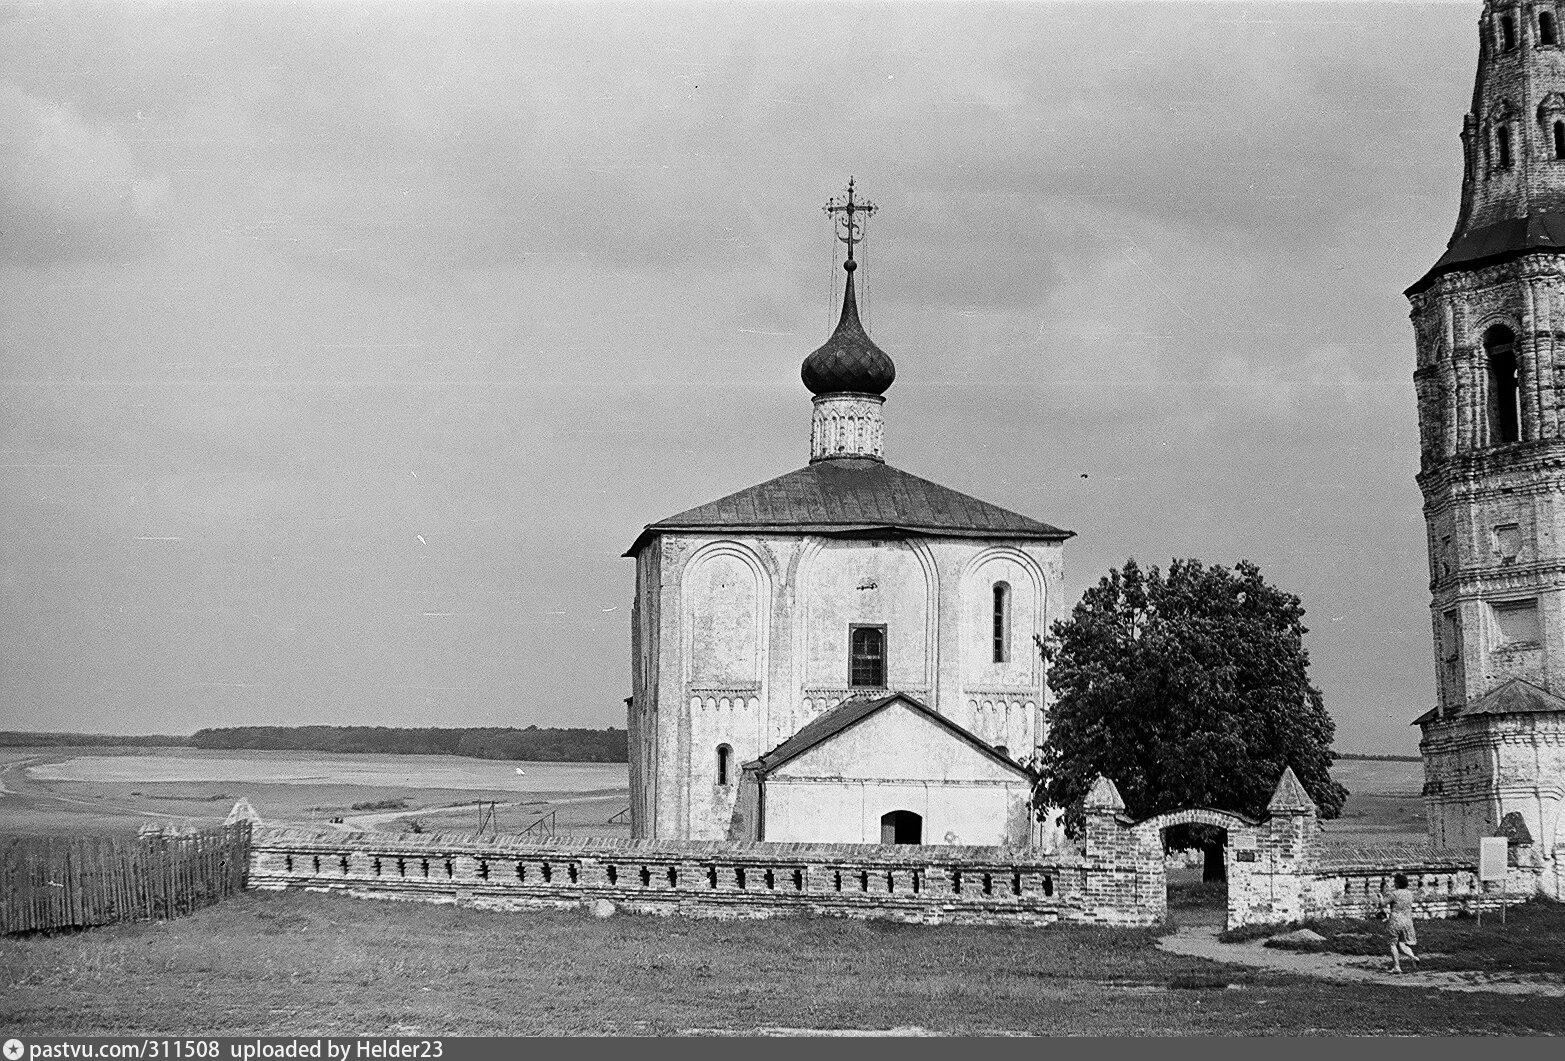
[188,725,628,762]
[1333,752,1420,763]
[0,732,191,748]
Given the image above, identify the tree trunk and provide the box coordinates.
[1201,839,1226,883]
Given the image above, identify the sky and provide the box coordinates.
[0,0,1482,753]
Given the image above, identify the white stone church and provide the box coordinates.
[624,187,1071,846]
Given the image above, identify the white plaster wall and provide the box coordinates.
[765,699,1034,846]
[776,699,1021,783]
[798,539,932,691]
[632,529,1066,841]
[961,551,1044,689]
[762,778,1032,846]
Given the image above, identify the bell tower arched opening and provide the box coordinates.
[1484,325,1522,444]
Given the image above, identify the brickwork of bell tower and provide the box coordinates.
[1409,6,1565,891]
[1411,2,1565,718]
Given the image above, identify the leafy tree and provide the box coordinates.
[1039,558,1347,879]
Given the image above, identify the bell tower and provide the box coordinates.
[1410,3,1565,874]
[1408,0,1565,719]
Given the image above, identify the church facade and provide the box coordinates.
[1408,1,1565,896]
[625,187,1071,845]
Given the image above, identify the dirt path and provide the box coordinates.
[1158,926,1565,997]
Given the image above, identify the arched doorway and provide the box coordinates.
[880,810,922,845]
[1135,808,1258,929]
[1160,823,1229,928]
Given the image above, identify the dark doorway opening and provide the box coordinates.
[880,810,922,845]
[1163,824,1228,928]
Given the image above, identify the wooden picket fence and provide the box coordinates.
[1,822,251,934]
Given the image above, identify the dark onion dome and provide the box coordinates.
[801,261,896,396]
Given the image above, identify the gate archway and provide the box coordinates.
[1132,809,1259,928]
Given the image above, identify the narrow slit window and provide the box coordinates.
[992,582,1012,664]
[1498,124,1514,168]
[1544,10,1559,45]
[1503,14,1518,50]
[716,743,732,786]
[849,624,886,687]
[1553,119,1564,158]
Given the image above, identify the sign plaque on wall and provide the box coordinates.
[1478,836,1508,882]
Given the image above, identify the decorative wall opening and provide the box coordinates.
[1492,599,1542,647]
[879,809,923,845]
[1485,325,1521,443]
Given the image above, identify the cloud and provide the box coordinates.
[0,80,167,266]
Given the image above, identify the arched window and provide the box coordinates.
[716,744,732,786]
[1544,10,1559,46]
[1503,13,1519,51]
[1553,120,1563,158]
[1498,124,1514,168]
[1485,325,1522,444]
[849,625,886,687]
[992,581,1012,664]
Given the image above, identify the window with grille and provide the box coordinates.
[849,625,886,687]
[992,582,1012,664]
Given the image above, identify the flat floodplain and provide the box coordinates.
[0,746,629,838]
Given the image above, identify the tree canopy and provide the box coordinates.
[1039,558,1347,835]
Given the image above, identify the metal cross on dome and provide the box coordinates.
[823,177,876,262]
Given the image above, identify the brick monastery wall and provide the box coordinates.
[246,770,1545,930]
[247,826,1139,927]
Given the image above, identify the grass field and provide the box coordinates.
[5,890,1563,1036]
[1243,901,1565,974]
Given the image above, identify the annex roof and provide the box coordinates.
[1412,676,1565,726]
[742,691,1037,780]
[624,458,1073,556]
[1406,211,1565,295]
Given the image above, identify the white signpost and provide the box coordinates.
[1478,835,1509,926]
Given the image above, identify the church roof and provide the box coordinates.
[1412,676,1565,725]
[624,458,1073,556]
[743,691,1036,779]
[1406,211,1565,295]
